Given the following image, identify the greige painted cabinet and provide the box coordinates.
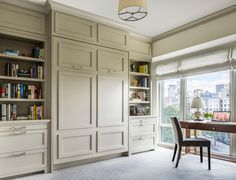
[129,38,152,60]
[0,3,46,36]
[58,71,96,130]
[98,24,129,50]
[54,37,96,71]
[98,48,128,75]
[54,11,97,42]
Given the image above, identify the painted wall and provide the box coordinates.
[152,10,236,57]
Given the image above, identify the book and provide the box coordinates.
[1,104,7,121]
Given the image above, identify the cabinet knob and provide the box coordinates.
[212,127,216,130]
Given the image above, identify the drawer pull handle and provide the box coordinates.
[139,122,146,126]
[139,136,145,140]
[213,127,216,130]
[8,152,26,157]
[14,126,26,131]
[72,65,82,69]
[10,131,26,136]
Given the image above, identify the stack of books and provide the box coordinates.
[0,83,42,99]
[0,104,17,121]
[30,105,44,120]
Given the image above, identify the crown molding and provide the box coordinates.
[152,34,236,63]
[49,0,134,32]
[0,0,50,14]
[152,4,236,41]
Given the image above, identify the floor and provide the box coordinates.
[15,147,236,180]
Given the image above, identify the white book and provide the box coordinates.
[1,104,6,121]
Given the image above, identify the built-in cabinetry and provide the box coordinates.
[129,37,157,154]
[52,10,129,165]
[0,4,50,178]
[0,120,49,179]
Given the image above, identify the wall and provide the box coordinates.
[152,9,236,57]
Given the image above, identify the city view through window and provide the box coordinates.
[160,71,230,154]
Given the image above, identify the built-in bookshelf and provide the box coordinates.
[129,60,152,116]
[0,35,45,121]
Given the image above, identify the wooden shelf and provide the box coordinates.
[0,53,44,63]
[129,101,150,104]
[0,98,44,102]
[130,86,150,90]
[129,72,150,76]
[0,75,45,82]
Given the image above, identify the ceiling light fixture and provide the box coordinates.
[118,0,148,21]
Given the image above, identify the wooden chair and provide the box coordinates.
[171,117,211,170]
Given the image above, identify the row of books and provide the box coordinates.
[30,105,44,120]
[130,77,148,87]
[0,83,42,99]
[0,104,17,121]
[130,63,149,74]
[5,63,44,79]
[0,104,44,121]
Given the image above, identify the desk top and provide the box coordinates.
[180,120,236,133]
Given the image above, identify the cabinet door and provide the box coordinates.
[98,48,128,75]
[58,131,95,159]
[129,38,152,60]
[58,71,95,130]
[54,12,97,42]
[98,24,129,50]
[97,76,128,127]
[54,37,96,71]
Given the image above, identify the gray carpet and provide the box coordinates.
[15,147,236,180]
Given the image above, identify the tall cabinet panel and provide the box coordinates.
[58,71,95,130]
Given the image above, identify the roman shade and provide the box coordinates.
[154,48,233,80]
[232,47,236,68]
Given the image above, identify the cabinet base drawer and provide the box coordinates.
[0,149,47,178]
[131,136,156,153]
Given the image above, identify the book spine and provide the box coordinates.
[1,104,6,121]
[12,104,17,120]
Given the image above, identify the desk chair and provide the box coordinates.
[171,117,211,170]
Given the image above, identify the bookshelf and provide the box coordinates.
[0,34,45,121]
[129,60,152,116]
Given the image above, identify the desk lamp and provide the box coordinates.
[191,96,205,121]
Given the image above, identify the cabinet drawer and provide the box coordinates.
[54,12,97,42]
[0,3,45,35]
[58,131,95,159]
[0,124,47,132]
[0,150,46,178]
[0,130,47,154]
[131,121,156,136]
[54,37,96,71]
[98,24,129,50]
[97,129,127,153]
[98,48,128,75]
[131,135,155,153]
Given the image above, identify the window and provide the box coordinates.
[186,70,230,154]
[160,79,180,144]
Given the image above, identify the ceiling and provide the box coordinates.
[20,0,236,38]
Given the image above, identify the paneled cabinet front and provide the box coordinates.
[97,76,128,127]
[58,71,96,130]
[97,48,128,75]
[54,37,96,71]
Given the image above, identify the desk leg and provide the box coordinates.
[185,128,191,153]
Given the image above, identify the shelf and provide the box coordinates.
[129,101,150,104]
[129,72,150,77]
[0,75,45,82]
[0,119,50,124]
[0,98,44,102]
[130,86,150,90]
[0,53,44,63]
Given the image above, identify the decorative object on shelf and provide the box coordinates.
[130,105,150,116]
[203,112,213,120]
[191,96,205,121]
[118,0,148,21]
[131,79,139,86]
[3,49,20,56]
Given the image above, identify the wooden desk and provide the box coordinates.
[180,120,236,153]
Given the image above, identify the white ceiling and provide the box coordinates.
[21,0,236,37]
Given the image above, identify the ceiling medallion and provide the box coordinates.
[118,0,148,21]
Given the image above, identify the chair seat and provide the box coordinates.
[182,138,211,147]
